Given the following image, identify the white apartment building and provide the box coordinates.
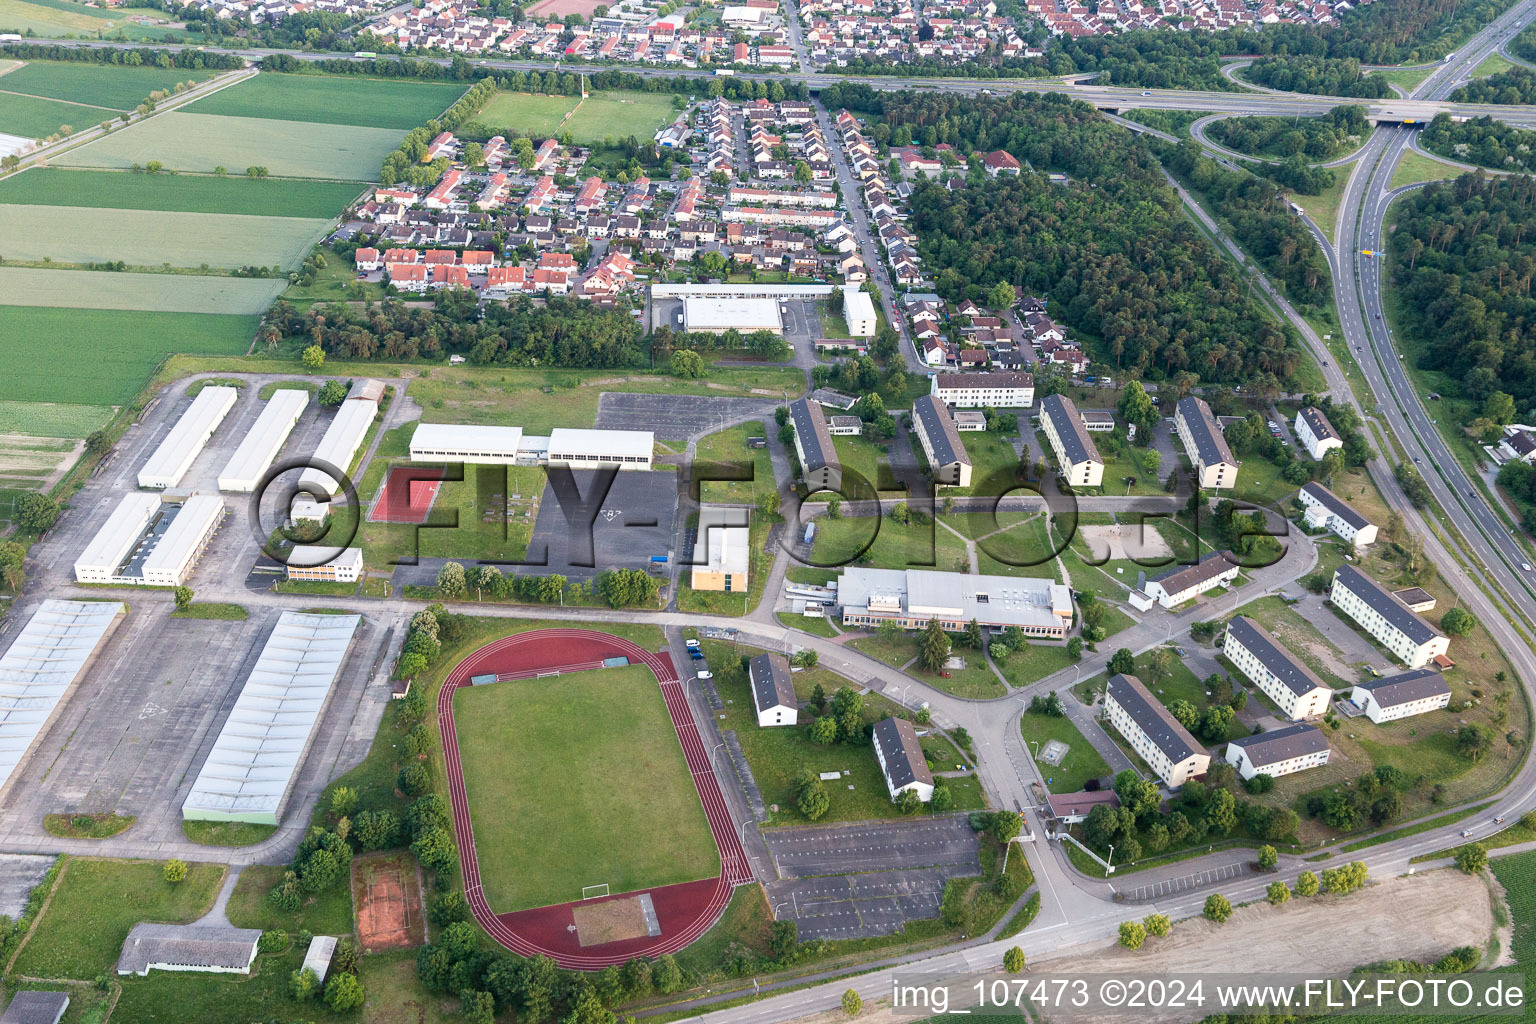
[1299,481,1378,549]
[931,372,1034,409]
[1330,565,1450,669]
[1104,673,1210,787]
[1175,396,1238,490]
[1350,669,1451,724]
[1221,615,1334,719]
[1225,723,1330,781]
[1295,406,1344,461]
[748,652,798,728]
[912,394,972,488]
[1039,393,1104,488]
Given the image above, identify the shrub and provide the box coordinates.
[291,966,321,1000]
[1203,894,1233,923]
[1003,946,1026,972]
[398,763,430,796]
[842,989,862,1016]
[162,859,187,884]
[1118,921,1146,949]
[325,971,365,1011]
[1143,913,1170,938]
[258,929,287,954]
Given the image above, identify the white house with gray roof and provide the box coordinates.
[912,394,972,487]
[1350,669,1451,724]
[748,652,798,727]
[1135,551,1238,610]
[872,716,933,801]
[1225,723,1330,780]
[1299,482,1377,549]
[1175,397,1238,490]
[790,397,840,493]
[1330,565,1449,669]
[1039,394,1103,488]
[1221,616,1334,720]
[1295,406,1343,461]
[117,923,262,977]
[1103,673,1210,787]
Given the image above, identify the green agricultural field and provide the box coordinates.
[561,90,677,144]
[0,399,112,437]
[182,72,466,131]
[453,665,720,912]
[474,91,581,137]
[0,59,213,110]
[0,0,192,39]
[0,205,330,271]
[54,111,404,181]
[0,307,256,404]
[0,267,285,314]
[0,91,115,139]
[0,168,365,217]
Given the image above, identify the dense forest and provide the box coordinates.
[1241,56,1392,97]
[1206,106,1369,161]
[889,92,1303,386]
[1421,114,1536,174]
[1451,67,1536,104]
[1159,139,1333,309]
[1390,173,1536,414]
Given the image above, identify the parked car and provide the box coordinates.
[685,638,700,649]
[696,671,713,680]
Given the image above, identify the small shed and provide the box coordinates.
[302,935,337,984]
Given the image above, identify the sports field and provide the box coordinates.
[0,204,331,270]
[54,111,403,180]
[0,267,286,314]
[453,665,720,913]
[0,168,365,217]
[0,59,213,110]
[0,306,256,404]
[475,91,581,137]
[182,73,466,131]
[561,90,676,144]
[0,91,114,140]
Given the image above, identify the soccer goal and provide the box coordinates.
[581,883,611,900]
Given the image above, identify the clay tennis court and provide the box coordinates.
[367,466,446,524]
[352,852,425,952]
[437,628,755,968]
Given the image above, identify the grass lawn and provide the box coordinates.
[1237,594,1357,689]
[0,168,365,217]
[974,514,1061,580]
[474,90,581,137]
[0,267,285,315]
[0,307,256,405]
[811,515,969,573]
[0,60,213,110]
[995,642,1077,689]
[1019,711,1111,793]
[696,420,773,504]
[55,111,405,181]
[845,632,1005,699]
[1367,64,1437,94]
[943,430,1025,497]
[0,400,112,438]
[0,0,124,32]
[180,819,277,846]
[831,433,899,497]
[1471,52,1515,77]
[183,73,466,131]
[778,611,839,637]
[111,945,362,1024]
[15,857,223,980]
[225,863,353,935]
[0,91,115,139]
[452,664,720,912]
[357,948,460,1023]
[1388,149,1463,190]
[561,90,677,145]
[41,813,134,839]
[170,601,248,620]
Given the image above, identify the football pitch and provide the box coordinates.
[453,664,720,913]
[0,168,365,218]
[182,72,467,131]
[474,91,580,137]
[561,90,677,144]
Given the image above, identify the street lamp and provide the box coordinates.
[1030,740,1039,760]
[1106,844,1115,876]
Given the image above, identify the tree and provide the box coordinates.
[797,772,830,820]
[13,493,60,534]
[331,786,358,818]
[317,380,349,406]
[1143,448,1162,475]
[85,429,111,458]
[964,618,985,650]
[291,966,321,1000]
[809,716,838,744]
[172,586,193,612]
[301,344,325,372]
[918,618,951,672]
[163,858,187,884]
[1266,880,1291,905]
[1456,843,1489,874]
[1168,699,1198,729]
[897,787,922,814]
[931,784,954,813]
[1067,637,1084,661]
[1459,723,1494,762]
[1203,894,1233,923]
[1321,861,1369,895]
[1116,380,1156,438]
[1003,946,1026,973]
[1441,607,1477,637]
[670,349,705,378]
[324,971,365,1011]
[1199,704,1235,742]
[653,954,683,994]
[437,561,467,598]
[1108,648,1135,675]
[411,825,457,877]
[1118,921,1146,949]
[987,280,1016,311]
[1257,845,1278,871]
[842,989,863,1017]
[1144,913,1170,938]
[398,763,429,797]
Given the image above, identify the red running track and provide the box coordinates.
[368,466,446,524]
[437,628,754,969]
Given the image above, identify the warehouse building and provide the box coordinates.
[406,423,653,470]
[73,492,225,587]
[547,427,654,470]
[691,507,750,594]
[872,716,934,802]
[931,371,1034,409]
[843,290,876,337]
[0,600,125,799]
[912,394,972,487]
[836,567,1072,638]
[1221,616,1333,720]
[1175,396,1238,490]
[1132,551,1238,610]
[682,296,783,335]
[217,389,309,493]
[1104,673,1210,787]
[748,652,797,727]
[1040,394,1104,488]
[1225,723,1330,781]
[409,423,524,464]
[286,546,364,584]
[1330,564,1449,669]
[790,397,840,492]
[117,923,261,978]
[1295,406,1343,461]
[138,385,238,489]
[1299,482,1378,550]
[1349,668,1451,724]
[182,611,362,825]
[298,389,379,498]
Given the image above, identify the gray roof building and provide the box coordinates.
[872,716,933,791]
[1225,616,1331,697]
[117,923,262,977]
[1176,396,1236,467]
[1355,668,1451,709]
[809,388,857,411]
[0,992,68,1024]
[790,398,836,474]
[1148,551,1235,596]
[1333,564,1444,645]
[1040,394,1102,468]
[1228,723,1329,768]
[748,652,797,715]
[933,371,1033,394]
[912,394,970,470]
[1300,481,1371,530]
[1105,673,1202,765]
[1298,405,1340,443]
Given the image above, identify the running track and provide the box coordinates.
[437,629,754,968]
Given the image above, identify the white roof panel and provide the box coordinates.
[298,400,377,497]
[141,494,224,580]
[138,386,238,488]
[74,493,160,578]
[218,389,309,492]
[409,422,524,459]
[548,427,654,461]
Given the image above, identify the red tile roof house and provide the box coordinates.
[981,150,1022,176]
[388,263,429,293]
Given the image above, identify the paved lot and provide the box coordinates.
[522,469,678,582]
[764,816,980,877]
[1122,860,1245,902]
[0,855,55,919]
[595,392,779,439]
[767,868,951,940]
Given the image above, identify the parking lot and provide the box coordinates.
[1123,861,1245,902]
[522,469,678,582]
[596,392,780,439]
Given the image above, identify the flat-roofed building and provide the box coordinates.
[691,507,750,594]
[1350,668,1451,723]
[827,415,862,436]
[73,493,224,587]
[285,546,364,583]
[138,385,238,489]
[1330,564,1449,669]
[409,423,524,464]
[836,567,1073,638]
[1175,396,1238,490]
[217,389,308,492]
[790,397,840,492]
[912,394,972,487]
[1039,393,1104,488]
[1295,406,1343,461]
[748,652,797,727]
[682,296,783,334]
[1138,551,1238,610]
[931,371,1033,409]
[298,392,378,498]
[117,923,261,977]
[1225,723,1330,780]
[547,427,654,470]
[872,716,933,802]
[1104,673,1209,786]
[1221,616,1333,719]
[1299,482,1378,549]
[843,290,875,337]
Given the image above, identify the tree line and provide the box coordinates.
[0,43,243,70]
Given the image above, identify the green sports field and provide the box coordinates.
[474,91,581,137]
[0,204,332,270]
[182,72,466,131]
[453,665,720,913]
[0,90,115,140]
[0,168,365,217]
[0,267,286,314]
[54,111,403,180]
[561,90,677,144]
[0,306,257,404]
[0,59,213,110]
